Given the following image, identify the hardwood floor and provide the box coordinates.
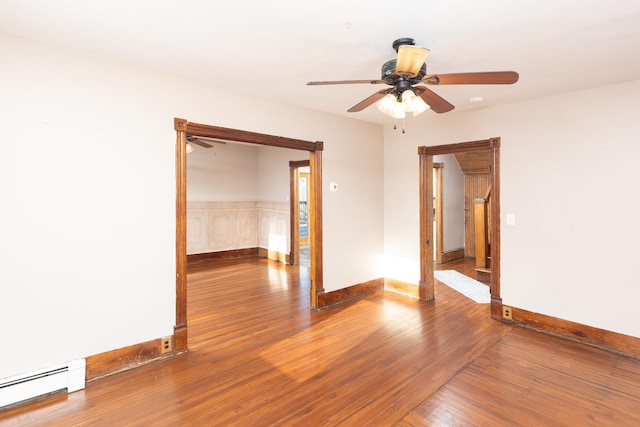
[1,257,639,426]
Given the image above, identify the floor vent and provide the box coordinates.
[0,359,85,408]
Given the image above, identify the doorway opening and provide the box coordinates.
[418,137,502,319]
[289,160,310,267]
[174,119,324,352]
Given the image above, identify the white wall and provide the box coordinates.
[255,147,308,255]
[187,142,259,201]
[0,33,384,380]
[434,154,465,252]
[384,79,640,338]
[257,146,307,202]
[187,143,307,203]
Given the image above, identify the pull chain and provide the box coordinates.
[392,119,406,134]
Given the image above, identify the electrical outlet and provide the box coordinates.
[502,306,513,320]
[161,337,173,354]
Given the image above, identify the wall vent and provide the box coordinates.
[0,359,85,408]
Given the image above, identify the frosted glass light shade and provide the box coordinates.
[402,90,430,116]
[376,90,430,119]
[376,93,397,116]
[401,90,417,111]
[391,101,406,119]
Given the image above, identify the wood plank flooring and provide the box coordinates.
[1,257,639,426]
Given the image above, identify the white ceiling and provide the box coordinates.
[2,0,640,124]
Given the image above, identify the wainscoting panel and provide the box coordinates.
[187,201,288,256]
[258,202,290,256]
[208,211,235,251]
[236,210,258,248]
[187,201,259,254]
[186,210,207,254]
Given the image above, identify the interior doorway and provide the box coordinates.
[289,160,310,267]
[299,170,310,247]
[418,137,502,319]
[174,119,325,353]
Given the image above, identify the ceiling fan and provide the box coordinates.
[307,38,519,119]
[186,135,227,148]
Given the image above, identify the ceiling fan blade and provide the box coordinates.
[307,79,387,86]
[187,135,229,148]
[347,88,394,112]
[193,136,227,145]
[189,139,213,148]
[396,45,429,77]
[414,86,455,114]
[423,71,519,85]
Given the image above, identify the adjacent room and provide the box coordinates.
[2,1,640,424]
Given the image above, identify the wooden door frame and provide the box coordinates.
[174,118,324,352]
[433,162,444,264]
[289,160,310,266]
[419,137,502,319]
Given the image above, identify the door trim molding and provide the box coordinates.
[418,138,502,318]
[174,119,324,353]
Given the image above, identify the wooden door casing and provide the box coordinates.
[176,118,324,353]
[419,138,501,319]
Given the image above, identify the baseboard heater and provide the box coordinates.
[0,359,85,408]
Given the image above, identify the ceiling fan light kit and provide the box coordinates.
[307,37,519,132]
[376,89,430,119]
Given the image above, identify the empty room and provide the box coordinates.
[2,1,640,425]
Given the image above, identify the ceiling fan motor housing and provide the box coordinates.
[381,59,427,83]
